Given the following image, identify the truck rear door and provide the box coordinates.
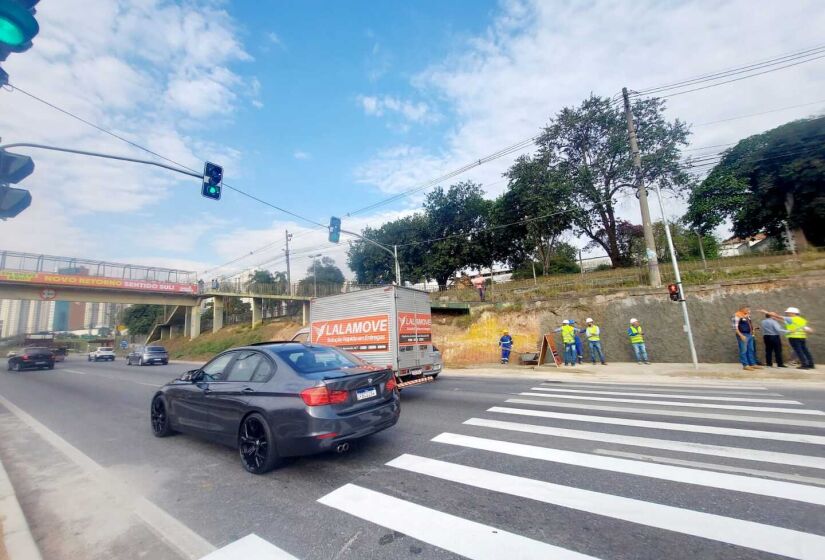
[395,288,433,377]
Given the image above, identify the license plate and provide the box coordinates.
[409,369,423,376]
[356,386,378,401]
[35,361,47,365]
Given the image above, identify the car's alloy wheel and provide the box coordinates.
[239,414,281,474]
[150,397,174,437]
[12,362,21,372]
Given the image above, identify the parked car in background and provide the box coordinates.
[7,347,55,371]
[88,347,115,362]
[150,342,400,474]
[128,345,169,366]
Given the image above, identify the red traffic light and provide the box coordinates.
[667,283,680,302]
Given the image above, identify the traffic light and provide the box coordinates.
[667,283,680,302]
[0,149,34,219]
[328,216,341,243]
[0,1,40,86]
[201,161,222,200]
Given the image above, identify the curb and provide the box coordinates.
[0,457,41,560]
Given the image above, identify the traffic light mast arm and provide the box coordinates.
[0,142,202,179]
[339,228,401,285]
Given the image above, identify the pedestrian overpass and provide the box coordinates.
[0,250,311,339]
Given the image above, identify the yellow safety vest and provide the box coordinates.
[561,325,575,344]
[787,316,808,339]
[629,325,644,344]
[585,325,600,341]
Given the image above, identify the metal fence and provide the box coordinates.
[0,249,196,284]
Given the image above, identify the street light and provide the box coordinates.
[308,253,323,298]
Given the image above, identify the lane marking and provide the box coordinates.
[318,484,598,560]
[0,393,215,559]
[543,380,768,390]
[431,433,825,506]
[61,368,88,375]
[505,399,825,428]
[596,449,825,487]
[540,383,782,396]
[388,454,825,560]
[529,387,800,404]
[463,417,825,469]
[518,393,822,415]
[59,368,162,389]
[489,406,825,445]
[199,534,297,560]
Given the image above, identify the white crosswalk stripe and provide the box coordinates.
[463,417,825,469]
[540,380,769,390]
[388,454,825,560]
[506,398,825,428]
[529,386,801,404]
[318,484,599,560]
[539,383,782,396]
[432,432,825,505]
[488,405,825,445]
[318,381,825,560]
[518,392,823,415]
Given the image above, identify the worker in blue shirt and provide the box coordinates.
[499,330,514,364]
[570,320,584,364]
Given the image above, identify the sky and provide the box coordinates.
[1,0,824,281]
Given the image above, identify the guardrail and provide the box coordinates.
[0,249,196,284]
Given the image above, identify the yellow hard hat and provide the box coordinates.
[502,329,509,333]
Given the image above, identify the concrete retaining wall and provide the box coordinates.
[530,272,824,364]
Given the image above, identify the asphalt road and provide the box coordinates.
[1,357,825,560]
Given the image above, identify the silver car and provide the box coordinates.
[127,345,169,366]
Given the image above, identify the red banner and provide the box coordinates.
[398,312,432,345]
[311,314,390,352]
[0,270,197,294]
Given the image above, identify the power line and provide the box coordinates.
[633,44,825,96]
[6,83,327,229]
[635,53,825,100]
[693,98,825,127]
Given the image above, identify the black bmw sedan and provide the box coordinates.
[150,342,400,474]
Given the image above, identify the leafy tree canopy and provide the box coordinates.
[684,116,825,246]
[121,304,164,335]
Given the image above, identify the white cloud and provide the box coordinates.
[293,150,311,160]
[357,95,438,124]
[267,32,282,46]
[355,0,825,229]
[0,0,257,253]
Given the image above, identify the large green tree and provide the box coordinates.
[422,181,494,287]
[535,95,691,266]
[121,304,164,335]
[298,257,345,296]
[347,214,429,284]
[684,116,825,247]
[494,154,575,271]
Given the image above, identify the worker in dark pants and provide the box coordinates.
[499,330,514,364]
[761,313,786,368]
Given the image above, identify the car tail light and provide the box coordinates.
[385,376,397,392]
[21,354,29,360]
[300,386,348,406]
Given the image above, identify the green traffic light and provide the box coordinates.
[209,186,217,194]
[0,16,24,45]
[0,2,39,48]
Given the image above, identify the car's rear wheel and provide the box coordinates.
[48,363,54,370]
[139,357,144,366]
[239,413,281,474]
[150,396,174,437]
[12,362,21,372]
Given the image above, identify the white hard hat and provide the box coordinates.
[785,307,800,314]
[630,318,638,323]
[585,317,593,323]
[562,319,569,324]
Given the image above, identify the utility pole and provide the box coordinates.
[284,230,293,295]
[622,88,661,288]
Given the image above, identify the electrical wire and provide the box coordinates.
[6,83,327,229]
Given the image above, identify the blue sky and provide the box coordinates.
[2,0,824,281]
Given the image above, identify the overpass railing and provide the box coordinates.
[0,250,196,284]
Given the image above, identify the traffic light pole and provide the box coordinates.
[654,184,699,369]
[0,143,203,179]
[340,229,401,285]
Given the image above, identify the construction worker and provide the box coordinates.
[583,318,607,365]
[762,307,815,369]
[627,318,650,365]
[570,320,584,364]
[498,330,514,364]
[553,320,577,366]
[733,306,761,371]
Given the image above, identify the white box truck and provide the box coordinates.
[295,286,442,388]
